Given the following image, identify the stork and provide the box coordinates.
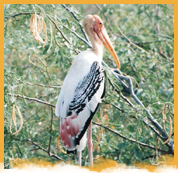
[55,14,120,166]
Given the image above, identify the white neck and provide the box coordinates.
[91,40,104,61]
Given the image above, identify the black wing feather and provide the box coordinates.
[68,61,104,116]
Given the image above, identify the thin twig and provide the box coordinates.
[93,121,168,153]
[56,16,92,48]
[30,147,40,151]
[24,138,65,161]
[102,100,124,113]
[48,107,54,155]
[107,77,134,107]
[163,117,172,145]
[6,93,55,108]
[114,21,149,55]
[142,154,157,161]
[145,10,157,34]
[156,34,173,40]
[4,12,32,19]
[46,15,71,45]
[29,55,50,84]
[17,78,61,89]
[154,5,168,60]
[164,103,174,116]
[15,143,23,157]
[35,55,52,80]
[61,4,89,43]
[158,46,168,59]
[134,40,167,45]
[155,5,159,34]
[95,4,102,11]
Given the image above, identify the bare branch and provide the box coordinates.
[107,77,134,108]
[93,121,168,153]
[55,16,92,48]
[24,138,65,161]
[29,55,50,84]
[142,154,157,161]
[6,93,55,108]
[17,78,61,89]
[46,15,71,45]
[111,71,174,153]
[15,143,23,157]
[61,4,89,43]
[102,100,124,113]
[156,34,173,40]
[48,107,54,156]
[163,117,172,145]
[158,46,168,59]
[95,4,102,11]
[114,21,149,55]
[145,9,157,34]
[4,12,32,19]
[134,40,167,45]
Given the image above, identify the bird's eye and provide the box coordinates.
[99,22,102,25]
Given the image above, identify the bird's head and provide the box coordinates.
[83,14,120,69]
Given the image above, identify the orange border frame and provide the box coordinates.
[1,3,4,165]
[1,1,177,170]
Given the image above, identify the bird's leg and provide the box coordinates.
[87,121,93,166]
[78,151,82,166]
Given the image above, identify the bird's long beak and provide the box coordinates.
[97,28,121,69]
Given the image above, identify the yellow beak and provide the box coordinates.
[97,28,120,69]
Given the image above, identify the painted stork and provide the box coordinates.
[55,14,120,166]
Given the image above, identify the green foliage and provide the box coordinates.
[4,4,174,168]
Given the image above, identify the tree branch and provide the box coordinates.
[6,93,55,108]
[24,138,65,161]
[93,121,168,153]
[46,15,71,45]
[48,107,54,156]
[142,154,157,161]
[16,78,61,89]
[61,4,89,43]
[114,21,149,55]
[55,16,92,48]
[102,100,124,113]
[4,12,32,19]
[107,77,134,108]
[111,71,174,153]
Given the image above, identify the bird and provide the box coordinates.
[55,14,120,166]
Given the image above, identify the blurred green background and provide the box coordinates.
[4,4,174,168]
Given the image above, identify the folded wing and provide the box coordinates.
[60,61,105,153]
